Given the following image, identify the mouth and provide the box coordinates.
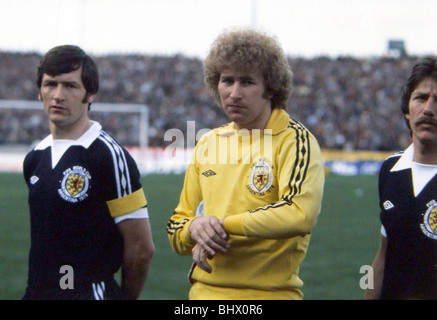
[415,117,437,129]
[49,105,66,112]
[227,104,245,111]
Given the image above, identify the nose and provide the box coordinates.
[423,96,437,116]
[53,84,65,102]
[229,82,243,99]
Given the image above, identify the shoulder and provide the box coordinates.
[281,117,321,151]
[23,138,50,170]
[378,151,405,189]
[287,117,308,130]
[95,130,130,155]
[80,121,129,156]
[286,117,316,139]
[92,130,142,189]
[23,148,37,175]
[385,150,404,160]
[90,130,138,170]
[380,151,403,171]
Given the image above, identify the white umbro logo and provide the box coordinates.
[30,175,39,185]
[383,200,394,210]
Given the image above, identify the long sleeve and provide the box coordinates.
[167,152,203,255]
[166,109,325,296]
[223,128,324,239]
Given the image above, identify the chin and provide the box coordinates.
[227,115,244,124]
[415,134,437,146]
[50,118,71,127]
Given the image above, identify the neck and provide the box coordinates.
[413,141,437,165]
[51,119,92,140]
[235,107,272,131]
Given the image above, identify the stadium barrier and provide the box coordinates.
[321,149,394,176]
[0,146,395,176]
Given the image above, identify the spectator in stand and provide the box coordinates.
[0,50,416,150]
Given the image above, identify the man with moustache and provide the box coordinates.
[366,57,437,299]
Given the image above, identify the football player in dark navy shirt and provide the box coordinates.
[366,57,437,299]
[22,45,155,300]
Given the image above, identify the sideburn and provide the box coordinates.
[82,92,93,111]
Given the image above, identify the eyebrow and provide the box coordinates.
[42,78,81,86]
[411,90,437,102]
[412,90,428,95]
[220,74,257,81]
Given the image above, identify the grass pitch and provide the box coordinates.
[0,172,380,300]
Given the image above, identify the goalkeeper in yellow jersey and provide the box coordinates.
[167,28,325,300]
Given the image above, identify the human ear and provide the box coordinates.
[83,93,96,104]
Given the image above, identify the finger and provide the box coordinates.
[197,258,212,273]
[204,217,230,250]
[191,216,227,241]
[191,218,230,254]
[209,218,229,240]
[193,245,212,273]
[198,231,229,255]
[195,237,217,257]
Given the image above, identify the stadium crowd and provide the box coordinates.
[0,51,417,151]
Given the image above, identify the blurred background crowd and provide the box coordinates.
[0,51,417,151]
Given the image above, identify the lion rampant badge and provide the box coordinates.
[421,200,437,240]
[248,158,274,196]
[58,166,91,203]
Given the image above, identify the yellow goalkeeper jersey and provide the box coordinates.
[167,108,325,300]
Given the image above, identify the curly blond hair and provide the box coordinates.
[203,28,293,109]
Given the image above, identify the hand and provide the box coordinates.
[192,243,213,273]
[189,216,230,258]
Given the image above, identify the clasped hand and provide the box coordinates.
[189,216,230,273]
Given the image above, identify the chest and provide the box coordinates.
[27,147,107,207]
[380,170,437,242]
[197,135,280,210]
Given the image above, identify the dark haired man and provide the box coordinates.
[22,45,154,300]
[366,57,437,299]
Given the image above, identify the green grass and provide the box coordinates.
[0,172,381,300]
[299,175,381,299]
